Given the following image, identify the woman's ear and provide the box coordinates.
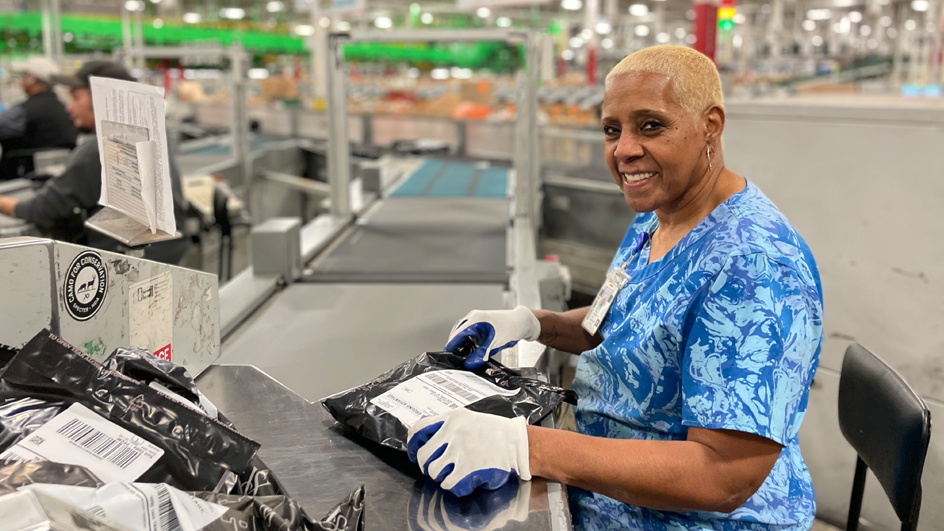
[703,105,726,142]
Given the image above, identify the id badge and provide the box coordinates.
[581,268,630,335]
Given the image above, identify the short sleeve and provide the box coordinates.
[681,252,822,445]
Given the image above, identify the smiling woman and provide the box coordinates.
[409,46,824,531]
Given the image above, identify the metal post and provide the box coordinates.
[133,7,145,71]
[121,6,133,69]
[229,44,253,214]
[41,0,53,59]
[526,33,541,231]
[326,33,352,217]
[50,0,63,61]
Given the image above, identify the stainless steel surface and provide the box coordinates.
[305,198,508,283]
[195,364,568,531]
[219,283,505,402]
[218,267,280,341]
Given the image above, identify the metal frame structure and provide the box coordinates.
[324,29,542,226]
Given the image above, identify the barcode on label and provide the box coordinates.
[155,484,181,531]
[57,418,141,469]
[424,373,481,402]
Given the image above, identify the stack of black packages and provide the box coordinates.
[0,329,364,531]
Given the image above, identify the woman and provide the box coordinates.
[407,46,823,531]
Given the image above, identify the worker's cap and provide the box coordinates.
[51,61,135,88]
[11,57,60,84]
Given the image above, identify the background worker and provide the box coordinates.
[408,46,824,531]
[0,57,77,180]
[0,61,189,265]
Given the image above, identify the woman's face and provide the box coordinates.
[601,71,708,214]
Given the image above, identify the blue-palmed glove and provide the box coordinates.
[409,477,531,531]
[445,306,541,369]
[407,408,531,497]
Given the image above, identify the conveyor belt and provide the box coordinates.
[218,283,505,402]
[304,198,508,283]
[390,159,508,198]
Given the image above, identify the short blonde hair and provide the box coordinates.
[605,46,723,115]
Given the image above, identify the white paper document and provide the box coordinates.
[370,369,517,428]
[22,482,228,531]
[90,76,175,236]
[0,403,164,483]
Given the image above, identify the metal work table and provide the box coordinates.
[305,198,509,284]
[219,283,505,402]
[196,364,569,531]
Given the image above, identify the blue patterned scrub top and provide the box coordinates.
[569,181,823,531]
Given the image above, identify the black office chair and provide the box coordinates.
[838,344,932,531]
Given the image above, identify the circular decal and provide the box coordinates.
[64,251,108,322]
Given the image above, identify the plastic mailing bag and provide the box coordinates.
[0,460,103,495]
[0,330,260,491]
[322,345,577,452]
[195,484,365,531]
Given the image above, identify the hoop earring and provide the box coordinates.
[706,145,712,171]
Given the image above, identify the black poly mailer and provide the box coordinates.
[195,484,366,531]
[0,329,261,492]
[322,348,576,452]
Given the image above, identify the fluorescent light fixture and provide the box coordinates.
[912,0,930,11]
[860,24,871,35]
[848,11,862,22]
[248,68,269,80]
[812,35,823,46]
[561,0,582,11]
[153,18,164,28]
[266,1,284,12]
[569,36,585,47]
[374,16,393,29]
[634,24,650,36]
[476,7,490,18]
[733,13,746,24]
[561,49,575,60]
[802,20,816,31]
[595,21,611,34]
[496,16,512,27]
[337,20,351,31]
[149,0,162,3]
[601,37,614,48]
[451,67,473,79]
[220,7,245,20]
[733,34,742,47]
[420,12,434,24]
[905,19,916,30]
[674,27,686,38]
[629,4,648,16]
[295,24,315,36]
[656,32,669,43]
[580,28,593,40]
[319,17,331,28]
[124,0,143,11]
[182,12,201,23]
[407,67,420,78]
[431,68,449,80]
[839,17,851,33]
[806,9,831,21]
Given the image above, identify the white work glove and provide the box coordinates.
[407,408,531,497]
[411,477,531,531]
[445,306,541,369]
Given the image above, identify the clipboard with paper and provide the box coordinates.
[86,77,180,247]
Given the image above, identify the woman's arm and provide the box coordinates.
[527,425,782,513]
[532,307,601,354]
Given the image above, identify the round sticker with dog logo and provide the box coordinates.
[64,251,108,322]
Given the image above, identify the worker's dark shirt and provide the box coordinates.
[15,137,190,265]
[0,91,77,179]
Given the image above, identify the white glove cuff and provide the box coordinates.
[512,416,532,481]
[512,306,541,343]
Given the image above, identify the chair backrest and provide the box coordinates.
[838,344,931,530]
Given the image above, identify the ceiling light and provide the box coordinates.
[927,21,937,31]
[867,38,878,48]
[319,17,331,28]
[431,68,449,80]
[496,16,512,27]
[580,28,593,40]
[248,68,269,80]
[420,12,434,24]
[656,32,669,43]
[848,11,862,22]
[685,33,696,44]
[375,16,393,29]
[912,0,930,11]
[337,20,351,31]
[220,8,245,20]
[880,16,892,27]
[124,0,143,11]
[860,24,871,35]
[561,49,575,60]
[812,35,823,46]
[595,21,612,34]
[686,9,695,20]
[733,13,746,24]
[295,24,315,36]
[63,32,73,42]
[476,7,490,17]
[634,24,650,36]
[153,18,164,28]
[802,19,816,31]
[561,0,582,11]
[569,36,585,47]
[806,9,832,21]
[733,34,742,47]
[905,19,916,30]
[601,37,614,48]
[629,4,648,16]
[887,27,897,37]
[182,12,201,23]
[266,1,284,12]
[675,27,686,38]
